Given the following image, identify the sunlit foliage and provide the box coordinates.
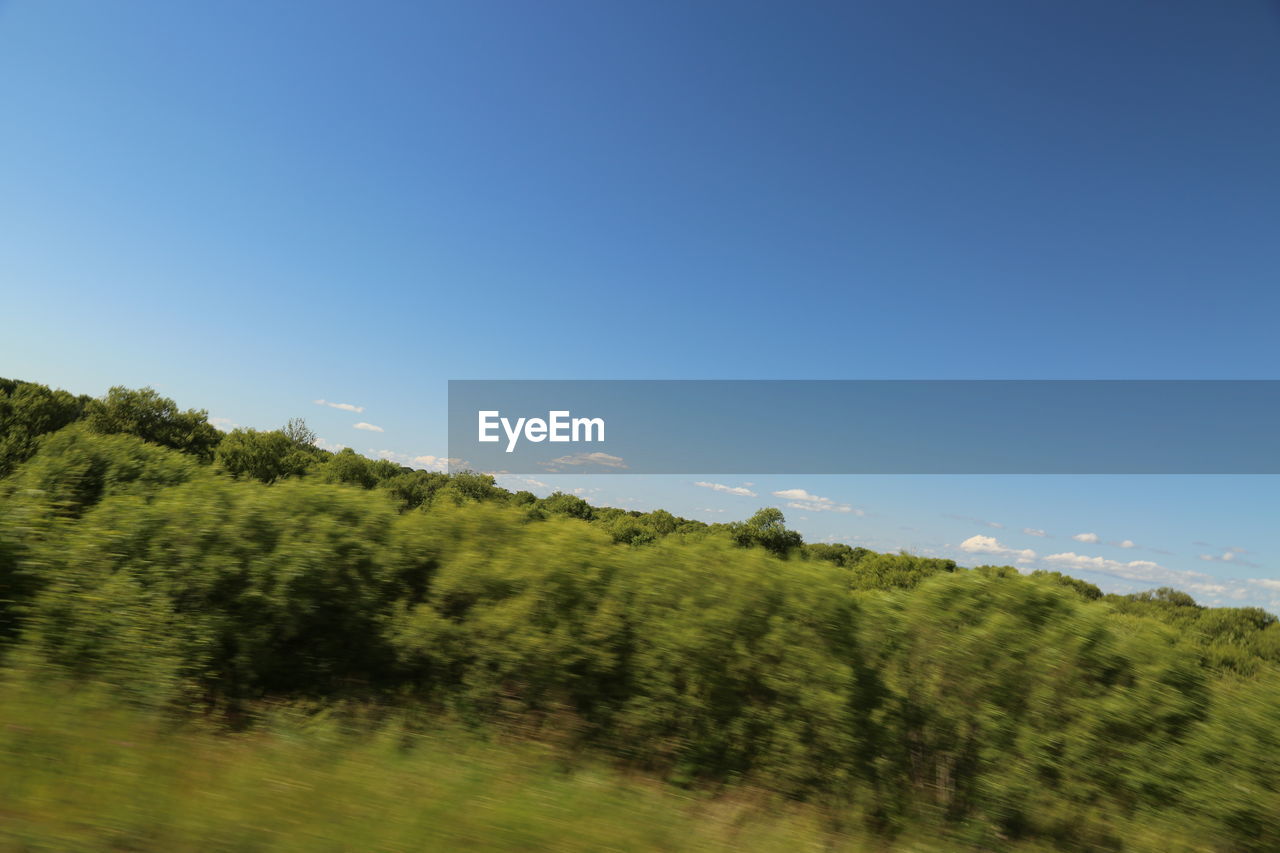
[1,377,1278,851]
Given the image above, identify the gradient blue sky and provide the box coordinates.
[2,2,1278,607]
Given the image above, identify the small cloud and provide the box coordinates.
[1042,552,1208,585]
[208,416,237,432]
[373,451,464,472]
[505,476,549,490]
[354,422,384,433]
[786,501,862,515]
[945,514,1004,529]
[416,454,466,472]
[1199,550,1262,569]
[772,488,863,515]
[313,437,347,452]
[1022,528,1048,538]
[773,488,817,501]
[539,452,627,470]
[1072,532,1100,544]
[694,481,758,497]
[314,399,365,413]
[959,535,1037,564]
[1114,539,1136,549]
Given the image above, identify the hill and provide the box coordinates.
[1,378,1278,851]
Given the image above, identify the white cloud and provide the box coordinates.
[539,452,627,470]
[501,475,548,490]
[313,437,347,452]
[772,489,863,515]
[1072,532,1100,544]
[1115,539,1136,549]
[1042,551,1208,585]
[1022,528,1048,537]
[1199,549,1262,569]
[786,500,863,515]
[960,535,1037,564]
[413,454,464,472]
[314,399,365,413]
[1186,582,1231,596]
[208,416,237,432]
[353,422,384,432]
[694,481,757,497]
[373,451,464,472]
[945,514,1003,529]
[1179,577,1280,609]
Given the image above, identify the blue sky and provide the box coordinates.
[2,2,1278,607]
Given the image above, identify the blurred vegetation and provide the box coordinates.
[1,377,1278,852]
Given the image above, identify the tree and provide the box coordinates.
[437,471,506,505]
[728,507,803,557]
[1129,587,1200,608]
[282,417,317,448]
[0,424,198,643]
[85,386,222,462]
[542,491,594,520]
[849,551,956,591]
[0,378,92,477]
[379,469,450,510]
[215,428,320,484]
[805,542,872,568]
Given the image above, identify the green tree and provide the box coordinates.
[436,471,506,505]
[541,491,594,520]
[85,386,221,462]
[0,378,92,477]
[727,508,803,557]
[23,478,417,702]
[848,552,956,591]
[215,428,323,484]
[0,425,198,644]
[379,468,450,510]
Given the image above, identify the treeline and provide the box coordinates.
[2,378,1279,851]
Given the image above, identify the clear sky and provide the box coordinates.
[2,2,1278,607]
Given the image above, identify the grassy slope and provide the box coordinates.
[0,676,1114,853]
[0,677,851,853]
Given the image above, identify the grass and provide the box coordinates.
[2,675,1190,853]
[0,676,886,853]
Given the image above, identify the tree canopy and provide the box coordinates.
[1,376,1278,852]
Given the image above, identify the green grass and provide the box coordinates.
[1,677,893,853]
[0,676,1210,853]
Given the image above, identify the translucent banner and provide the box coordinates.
[447,380,1280,474]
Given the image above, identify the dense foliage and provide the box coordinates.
[1,377,1277,851]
